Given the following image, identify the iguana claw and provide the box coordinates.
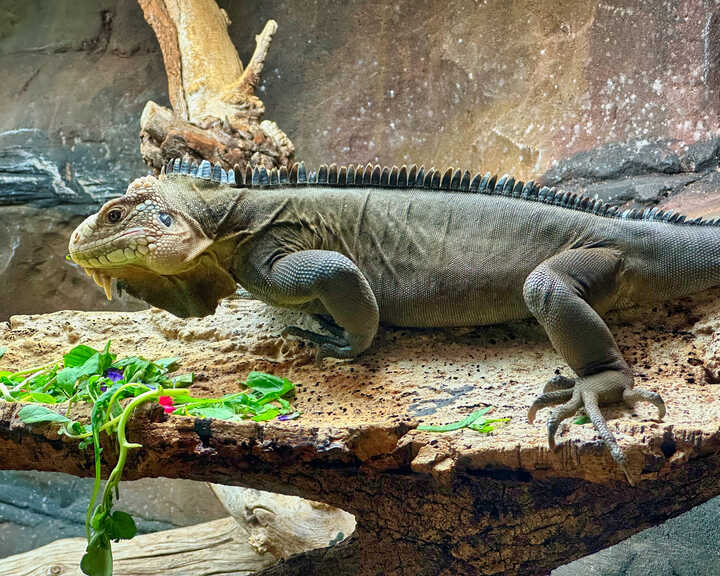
[282,325,356,364]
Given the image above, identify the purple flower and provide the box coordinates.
[104,368,124,382]
[277,412,300,421]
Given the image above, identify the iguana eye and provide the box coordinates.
[107,209,123,224]
[158,212,173,227]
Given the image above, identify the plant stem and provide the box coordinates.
[10,362,57,378]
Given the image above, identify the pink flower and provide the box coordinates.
[158,396,176,414]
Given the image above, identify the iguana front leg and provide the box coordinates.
[523,248,666,483]
[262,250,379,360]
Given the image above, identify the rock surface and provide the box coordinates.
[1,294,720,574]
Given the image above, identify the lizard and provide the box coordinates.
[67,157,716,482]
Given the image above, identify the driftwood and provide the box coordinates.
[2,287,720,575]
[137,0,294,172]
[0,517,268,576]
[0,488,355,576]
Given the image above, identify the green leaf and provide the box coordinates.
[107,511,137,540]
[56,366,82,394]
[245,372,293,396]
[155,357,180,371]
[252,407,279,421]
[64,345,98,368]
[17,405,71,424]
[171,373,193,387]
[188,405,235,420]
[417,407,492,432]
[573,415,591,425]
[80,534,112,576]
[26,392,58,404]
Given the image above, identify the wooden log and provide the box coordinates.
[0,517,272,576]
[2,289,720,574]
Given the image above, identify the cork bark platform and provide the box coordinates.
[2,291,720,575]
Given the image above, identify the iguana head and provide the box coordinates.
[68,174,213,301]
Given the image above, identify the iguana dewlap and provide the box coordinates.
[70,159,720,482]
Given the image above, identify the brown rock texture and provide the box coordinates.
[240,0,720,176]
[1,289,720,574]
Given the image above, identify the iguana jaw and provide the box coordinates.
[68,175,213,300]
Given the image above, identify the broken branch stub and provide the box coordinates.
[137,0,293,172]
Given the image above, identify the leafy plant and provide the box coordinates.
[417,407,509,433]
[1,341,299,576]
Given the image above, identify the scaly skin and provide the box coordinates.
[69,161,720,482]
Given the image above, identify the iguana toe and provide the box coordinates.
[282,325,346,348]
[282,325,358,364]
[527,389,574,424]
[623,388,666,420]
[544,391,582,451]
[312,315,346,339]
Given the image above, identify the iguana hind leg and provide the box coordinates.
[523,248,666,483]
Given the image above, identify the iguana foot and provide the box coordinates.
[527,370,666,485]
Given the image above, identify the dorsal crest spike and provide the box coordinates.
[363,164,373,185]
[495,174,508,194]
[328,163,338,185]
[450,169,462,190]
[198,160,212,179]
[380,166,390,186]
[259,166,269,186]
[512,180,523,197]
[430,169,441,189]
[371,165,381,185]
[212,162,223,182]
[440,168,453,190]
[318,164,328,184]
[279,166,289,184]
[398,165,408,187]
[504,177,516,196]
[389,165,400,187]
[269,168,280,186]
[415,166,425,186]
[337,165,347,186]
[460,170,471,192]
